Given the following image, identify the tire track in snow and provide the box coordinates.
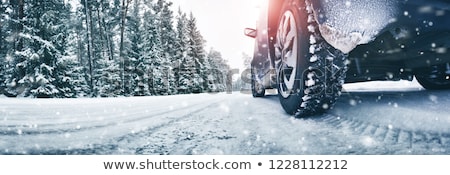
[23,100,225,155]
[0,98,223,136]
[122,94,292,155]
[318,114,450,154]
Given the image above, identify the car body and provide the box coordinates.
[246,0,450,117]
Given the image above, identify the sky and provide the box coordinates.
[171,0,263,70]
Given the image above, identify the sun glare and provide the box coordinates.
[246,0,268,23]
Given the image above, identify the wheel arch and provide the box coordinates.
[267,0,284,38]
[267,0,284,63]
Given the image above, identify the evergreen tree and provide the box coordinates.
[178,53,198,94]
[118,0,132,96]
[153,0,177,95]
[185,13,207,93]
[4,0,72,97]
[0,1,5,58]
[207,48,231,92]
[133,59,150,96]
[174,9,189,93]
[3,0,24,96]
[128,0,145,96]
[0,0,230,98]
[65,5,90,97]
[97,0,118,61]
[79,0,123,97]
[141,3,160,95]
[67,61,90,97]
[77,0,94,95]
[55,57,79,98]
[0,1,6,95]
[96,58,122,97]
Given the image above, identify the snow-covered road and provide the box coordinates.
[0,82,449,155]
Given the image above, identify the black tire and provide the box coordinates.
[274,0,348,117]
[415,63,450,90]
[251,67,265,97]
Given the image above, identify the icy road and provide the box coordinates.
[1,81,449,155]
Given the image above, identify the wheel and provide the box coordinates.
[274,0,348,117]
[415,63,450,90]
[251,67,265,97]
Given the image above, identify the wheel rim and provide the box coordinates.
[276,10,298,98]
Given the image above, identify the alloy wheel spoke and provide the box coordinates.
[276,10,298,98]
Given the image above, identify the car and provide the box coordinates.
[245,0,450,117]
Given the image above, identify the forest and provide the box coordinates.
[0,0,232,98]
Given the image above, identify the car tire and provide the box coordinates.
[251,67,265,97]
[274,0,348,117]
[415,63,450,90]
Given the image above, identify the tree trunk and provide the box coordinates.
[99,1,114,61]
[96,8,106,60]
[0,2,3,55]
[84,0,94,94]
[75,28,83,65]
[16,0,24,51]
[102,18,114,61]
[119,0,132,95]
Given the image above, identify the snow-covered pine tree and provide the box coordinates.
[152,0,177,95]
[55,57,78,98]
[49,2,88,98]
[65,4,93,97]
[0,0,22,96]
[94,0,117,62]
[61,3,91,98]
[33,0,73,98]
[96,58,122,97]
[0,60,4,95]
[78,0,95,95]
[133,59,150,96]
[128,0,147,96]
[178,53,197,94]
[0,1,5,58]
[79,0,123,97]
[206,48,230,92]
[186,13,207,93]
[102,0,123,97]
[3,0,24,96]
[4,0,73,98]
[0,1,7,95]
[174,9,189,94]
[0,64,4,96]
[140,2,159,95]
[65,59,90,97]
[118,0,132,96]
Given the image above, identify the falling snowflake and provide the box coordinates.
[429,95,438,103]
[349,99,357,106]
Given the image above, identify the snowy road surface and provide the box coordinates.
[1,82,449,155]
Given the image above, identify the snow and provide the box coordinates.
[341,80,450,134]
[19,33,60,55]
[309,55,318,62]
[315,0,399,53]
[309,35,317,45]
[343,78,424,91]
[319,24,372,54]
[0,81,449,154]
